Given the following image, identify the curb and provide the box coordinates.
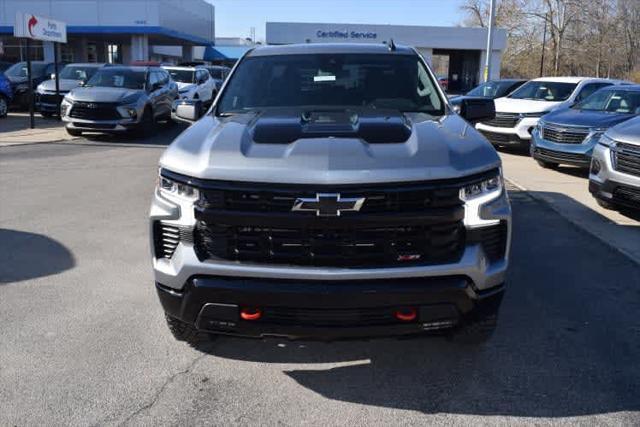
[505,177,640,267]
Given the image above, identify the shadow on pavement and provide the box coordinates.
[0,229,75,284]
[80,121,187,146]
[188,189,640,418]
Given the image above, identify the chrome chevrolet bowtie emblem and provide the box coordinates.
[292,193,365,217]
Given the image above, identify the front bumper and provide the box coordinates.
[476,117,540,147]
[589,143,640,209]
[530,129,594,167]
[62,116,140,132]
[157,276,505,340]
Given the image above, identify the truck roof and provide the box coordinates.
[247,43,416,57]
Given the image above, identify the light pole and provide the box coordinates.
[484,0,496,82]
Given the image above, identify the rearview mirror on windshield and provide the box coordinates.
[459,98,495,124]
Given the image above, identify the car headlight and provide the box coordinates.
[36,85,46,94]
[460,173,504,227]
[585,127,607,143]
[117,105,138,118]
[598,134,615,147]
[60,97,72,115]
[536,119,546,133]
[157,174,199,201]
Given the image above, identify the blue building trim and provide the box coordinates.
[0,25,212,45]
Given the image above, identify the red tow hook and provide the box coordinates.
[394,307,417,322]
[240,307,262,321]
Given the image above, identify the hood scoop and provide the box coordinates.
[251,109,412,144]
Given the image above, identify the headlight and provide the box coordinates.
[585,127,607,143]
[157,174,199,201]
[60,97,72,116]
[117,105,138,118]
[36,85,46,94]
[460,173,504,227]
[536,119,546,133]
[598,134,615,147]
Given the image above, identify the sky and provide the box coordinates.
[207,0,466,41]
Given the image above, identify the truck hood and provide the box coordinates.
[542,108,635,129]
[66,87,143,103]
[38,78,81,93]
[494,97,564,114]
[160,111,501,185]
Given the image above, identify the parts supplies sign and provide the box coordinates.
[14,12,67,43]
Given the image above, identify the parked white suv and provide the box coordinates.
[476,77,625,148]
[163,66,216,105]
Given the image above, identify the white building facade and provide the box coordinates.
[0,0,215,64]
[266,22,507,93]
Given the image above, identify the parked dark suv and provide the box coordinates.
[4,61,62,109]
[61,66,178,136]
[152,43,510,345]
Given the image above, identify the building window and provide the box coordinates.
[107,44,122,64]
[87,43,98,62]
[60,44,74,63]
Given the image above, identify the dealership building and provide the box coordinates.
[0,0,215,64]
[266,22,507,93]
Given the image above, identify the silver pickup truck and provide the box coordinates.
[151,43,511,345]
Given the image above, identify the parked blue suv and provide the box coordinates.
[0,71,12,118]
[531,85,640,168]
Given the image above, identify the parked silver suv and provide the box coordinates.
[61,66,178,136]
[589,116,640,211]
[151,43,511,344]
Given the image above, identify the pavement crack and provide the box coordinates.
[118,352,208,426]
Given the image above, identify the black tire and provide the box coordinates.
[132,107,154,138]
[454,314,498,345]
[596,198,617,210]
[66,128,82,137]
[0,95,8,118]
[536,159,558,169]
[165,314,211,347]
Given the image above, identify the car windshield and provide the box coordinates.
[208,68,226,79]
[467,81,519,98]
[59,66,98,81]
[217,53,444,116]
[166,69,195,83]
[509,81,577,101]
[86,69,146,90]
[575,89,640,114]
[5,62,48,78]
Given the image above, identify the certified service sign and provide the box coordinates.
[14,12,67,43]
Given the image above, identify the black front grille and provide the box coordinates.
[467,222,508,262]
[69,102,121,120]
[194,222,465,268]
[262,306,401,327]
[541,125,589,144]
[482,113,520,128]
[168,171,504,268]
[38,92,64,105]
[613,185,640,206]
[479,130,525,145]
[534,148,589,164]
[614,143,640,177]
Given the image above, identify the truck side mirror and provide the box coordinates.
[172,99,202,124]
[459,98,495,124]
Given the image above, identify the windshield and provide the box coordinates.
[509,81,577,101]
[59,66,98,81]
[575,89,640,114]
[467,81,518,98]
[86,69,146,90]
[5,62,48,78]
[217,54,444,116]
[166,69,195,84]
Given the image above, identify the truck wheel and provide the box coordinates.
[596,198,617,211]
[165,314,211,347]
[0,96,8,118]
[536,159,558,169]
[133,107,154,138]
[66,128,82,137]
[455,314,497,345]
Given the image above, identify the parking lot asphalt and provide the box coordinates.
[1,129,639,425]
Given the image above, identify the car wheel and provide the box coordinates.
[133,107,154,138]
[536,159,558,169]
[66,128,82,137]
[164,315,211,347]
[0,96,8,118]
[596,198,617,210]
